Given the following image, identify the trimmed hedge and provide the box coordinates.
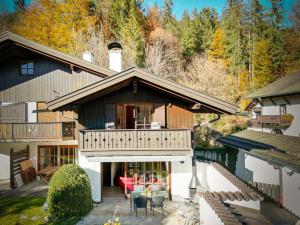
[47,164,93,220]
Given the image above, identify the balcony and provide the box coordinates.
[80,129,193,156]
[250,115,293,129]
[0,122,75,142]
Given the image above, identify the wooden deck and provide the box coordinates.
[80,129,193,156]
[0,122,75,142]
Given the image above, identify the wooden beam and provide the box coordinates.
[269,97,276,105]
[282,96,290,105]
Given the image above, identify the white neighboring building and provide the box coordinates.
[246,71,300,137]
[218,130,300,217]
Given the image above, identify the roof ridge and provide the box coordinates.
[0,31,115,77]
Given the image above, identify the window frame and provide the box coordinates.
[37,145,78,171]
[19,60,35,76]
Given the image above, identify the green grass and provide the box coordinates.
[0,197,47,225]
[0,197,81,225]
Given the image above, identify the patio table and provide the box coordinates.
[38,166,58,183]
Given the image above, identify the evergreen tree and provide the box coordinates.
[267,0,285,79]
[199,7,218,51]
[179,10,201,62]
[160,0,177,34]
[222,0,248,76]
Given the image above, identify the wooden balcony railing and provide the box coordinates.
[250,115,292,128]
[0,122,75,141]
[80,129,192,156]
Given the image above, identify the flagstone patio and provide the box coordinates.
[76,199,193,225]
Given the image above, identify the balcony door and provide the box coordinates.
[125,105,135,129]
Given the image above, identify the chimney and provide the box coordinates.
[108,42,122,72]
[82,51,94,63]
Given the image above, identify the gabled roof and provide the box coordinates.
[247,71,300,98]
[47,67,237,114]
[217,130,300,172]
[0,31,114,77]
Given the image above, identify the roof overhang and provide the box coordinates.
[0,31,114,78]
[47,67,237,114]
[86,155,190,162]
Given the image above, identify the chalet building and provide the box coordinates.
[218,73,300,217]
[0,31,236,202]
[246,71,300,137]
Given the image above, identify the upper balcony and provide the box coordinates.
[250,115,293,129]
[0,122,75,142]
[80,129,193,157]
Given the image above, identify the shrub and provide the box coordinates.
[47,164,93,221]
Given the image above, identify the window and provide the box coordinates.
[279,104,287,115]
[38,145,78,171]
[20,61,34,75]
[272,129,283,135]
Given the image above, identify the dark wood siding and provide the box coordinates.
[78,85,194,129]
[0,55,103,102]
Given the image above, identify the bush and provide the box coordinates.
[47,164,93,221]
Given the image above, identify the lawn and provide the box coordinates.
[0,197,82,225]
[0,197,48,225]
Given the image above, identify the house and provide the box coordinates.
[218,130,300,217]
[0,31,113,183]
[0,31,236,202]
[217,72,300,217]
[246,71,300,137]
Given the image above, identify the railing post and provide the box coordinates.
[10,148,14,189]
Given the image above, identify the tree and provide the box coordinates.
[252,39,273,89]
[208,28,226,62]
[12,0,96,54]
[267,0,285,79]
[221,0,248,76]
[290,0,300,32]
[14,0,25,12]
[145,5,160,42]
[198,7,218,51]
[145,27,182,80]
[178,54,233,102]
[179,10,201,62]
[160,0,177,34]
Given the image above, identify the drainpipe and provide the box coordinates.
[189,114,221,200]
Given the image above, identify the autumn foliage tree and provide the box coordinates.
[12,0,96,54]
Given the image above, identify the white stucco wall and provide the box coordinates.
[197,161,260,210]
[171,157,192,201]
[79,153,101,202]
[246,154,279,185]
[199,196,224,225]
[261,95,300,137]
[26,102,37,123]
[282,167,300,217]
[0,153,10,179]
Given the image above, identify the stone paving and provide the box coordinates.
[77,199,192,225]
[0,180,48,197]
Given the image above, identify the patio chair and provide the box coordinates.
[134,184,144,192]
[151,195,165,216]
[133,196,148,217]
[130,191,142,214]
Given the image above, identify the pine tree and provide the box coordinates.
[179,10,201,62]
[199,7,218,51]
[222,0,248,76]
[267,0,285,79]
[160,0,177,34]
